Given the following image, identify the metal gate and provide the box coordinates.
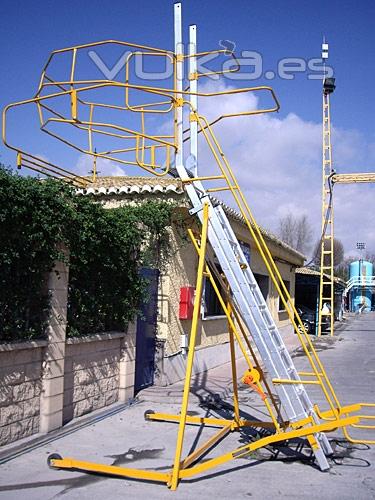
[134,268,159,394]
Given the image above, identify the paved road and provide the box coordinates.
[1,313,375,499]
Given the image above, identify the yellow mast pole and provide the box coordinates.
[318,40,336,336]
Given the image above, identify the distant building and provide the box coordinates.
[346,260,375,312]
[295,267,346,334]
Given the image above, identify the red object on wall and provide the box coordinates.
[179,286,195,320]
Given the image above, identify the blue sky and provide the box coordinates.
[0,0,374,254]
[1,0,374,136]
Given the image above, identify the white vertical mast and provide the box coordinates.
[189,24,198,177]
[174,3,184,169]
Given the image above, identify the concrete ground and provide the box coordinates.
[0,313,375,499]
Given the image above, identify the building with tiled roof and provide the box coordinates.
[79,176,305,386]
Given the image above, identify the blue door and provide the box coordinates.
[134,268,159,393]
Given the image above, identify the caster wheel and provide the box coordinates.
[144,409,155,421]
[47,453,62,469]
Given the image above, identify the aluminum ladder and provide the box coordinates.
[179,173,333,470]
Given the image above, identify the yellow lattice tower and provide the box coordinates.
[317,54,336,337]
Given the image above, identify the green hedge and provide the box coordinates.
[0,166,172,341]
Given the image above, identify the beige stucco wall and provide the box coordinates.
[157,210,303,357]
[99,191,304,354]
[100,191,304,355]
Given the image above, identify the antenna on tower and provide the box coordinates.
[322,37,329,61]
[322,38,335,94]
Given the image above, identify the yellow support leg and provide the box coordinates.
[169,202,210,490]
[227,299,240,425]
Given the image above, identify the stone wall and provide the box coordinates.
[0,341,45,446]
[0,246,138,449]
[0,330,135,448]
[63,334,123,423]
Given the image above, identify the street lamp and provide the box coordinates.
[356,242,366,307]
[356,242,366,252]
[357,241,366,266]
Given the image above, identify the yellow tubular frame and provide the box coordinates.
[49,204,359,487]
[3,36,278,182]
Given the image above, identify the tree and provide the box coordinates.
[335,255,355,280]
[278,213,313,255]
[365,252,375,265]
[313,237,345,269]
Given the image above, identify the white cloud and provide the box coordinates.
[195,81,375,256]
[75,154,127,177]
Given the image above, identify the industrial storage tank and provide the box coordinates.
[349,260,373,311]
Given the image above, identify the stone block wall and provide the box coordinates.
[0,250,138,449]
[0,330,135,448]
[63,334,123,423]
[0,341,46,446]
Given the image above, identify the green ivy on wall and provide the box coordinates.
[0,166,173,341]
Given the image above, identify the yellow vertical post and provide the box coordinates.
[16,151,22,169]
[71,89,77,120]
[170,202,209,490]
[227,292,240,424]
[92,153,97,183]
[141,109,145,164]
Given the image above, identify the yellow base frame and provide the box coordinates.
[49,413,358,487]
[48,203,367,490]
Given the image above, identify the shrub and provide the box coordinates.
[0,166,172,341]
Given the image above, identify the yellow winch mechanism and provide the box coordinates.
[4,2,375,491]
